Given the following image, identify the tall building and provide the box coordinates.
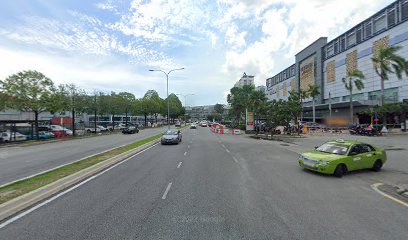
[256,85,266,93]
[234,72,255,88]
[266,0,408,122]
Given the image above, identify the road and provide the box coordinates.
[0,127,407,239]
[0,127,167,186]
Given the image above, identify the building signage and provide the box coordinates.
[246,110,254,131]
[300,55,315,91]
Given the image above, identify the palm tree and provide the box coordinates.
[298,89,308,122]
[342,69,365,124]
[372,45,408,129]
[307,85,320,123]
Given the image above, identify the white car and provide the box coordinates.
[200,121,207,127]
[1,131,27,142]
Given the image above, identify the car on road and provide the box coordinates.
[190,123,197,129]
[200,121,207,127]
[122,126,139,134]
[175,122,181,128]
[161,129,182,145]
[298,139,387,177]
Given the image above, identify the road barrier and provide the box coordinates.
[232,129,241,135]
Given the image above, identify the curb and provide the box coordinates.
[0,139,160,222]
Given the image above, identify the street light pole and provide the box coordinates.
[149,68,184,129]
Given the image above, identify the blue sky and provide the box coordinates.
[0,0,394,105]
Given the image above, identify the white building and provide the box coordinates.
[234,72,255,88]
[256,85,267,94]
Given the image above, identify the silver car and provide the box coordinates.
[161,130,182,145]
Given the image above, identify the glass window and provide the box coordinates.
[347,32,356,47]
[340,37,346,51]
[387,8,396,27]
[327,44,334,56]
[356,27,362,43]
[402,0,408,20]
[374,14,386,33]
[334,41,338,54]
[365,22,372,37]
[316,143,349,155]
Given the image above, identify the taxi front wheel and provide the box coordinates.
[334,164,347,178]
[372,160,383,172]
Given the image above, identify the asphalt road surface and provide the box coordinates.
[0,127,166,186]
[0,127,407,239]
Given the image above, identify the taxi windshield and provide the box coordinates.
[316,143,349,155]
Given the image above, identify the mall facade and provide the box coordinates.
[266,0,408,123]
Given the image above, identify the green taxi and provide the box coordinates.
[298,139,387,177]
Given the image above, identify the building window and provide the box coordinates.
[374,13,386,33]
[347,32,356,47]
[356,27,362,43]
[334,40,339,54]
[291,66,295,76]
[365,22,372,38]
[387,8,396,27]
[340,37,346,51]
[283,71,286,80]
[327,44,334,57]
[402,0,408,20]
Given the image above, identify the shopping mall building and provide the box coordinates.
[266,0,408,124]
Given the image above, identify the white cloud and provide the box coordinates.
[0,46,166,98]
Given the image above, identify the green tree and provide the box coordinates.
[163,93,183,124]
[306,85,320,123]
[214,103,225,120]
[55,84,89,136]
[144,90,162,123]
[342,69,365,124]
[117,92,136,126]
[138,97,151,127]
[372,45,408,129]
[0,70,56,140]
[288,90,303,135]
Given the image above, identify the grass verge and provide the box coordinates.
[0,133,163,204]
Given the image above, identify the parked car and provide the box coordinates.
[122,126,139,134]
[85,126,101,133]
[0,131,28,142]
[175,122,181,128]
[161,130,182,145]
[107,123,127,131]
[298,139,387,177]
[98,125,109,132]
[27,131,56,140]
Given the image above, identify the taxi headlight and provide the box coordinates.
[318,160,329,166]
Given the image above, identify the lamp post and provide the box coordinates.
[149,68,184,129]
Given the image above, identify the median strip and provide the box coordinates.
[0,133,164,221]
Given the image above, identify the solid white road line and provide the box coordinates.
[177,162,182,168]
[188,145,190,149]
[221,144,226,149]
[371,183,408,208]
[225,149,230,153]
[0,143,159,229]
[184,152,187,156]
[162,182,173,200]
[232,157,238,163]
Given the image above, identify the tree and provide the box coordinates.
[214,104,225,120]
[163,93,183,124]
[117,92,136,126]
[0,70,56,140]
[298,89,309,121]
[143,90,162,124]
[56,84,89,136]
[372,45,408,129]
[227,85,259,127]
[288,90,303,135]
[138,97,151,127]
[342,69,365,124]
[306,85,320,123]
